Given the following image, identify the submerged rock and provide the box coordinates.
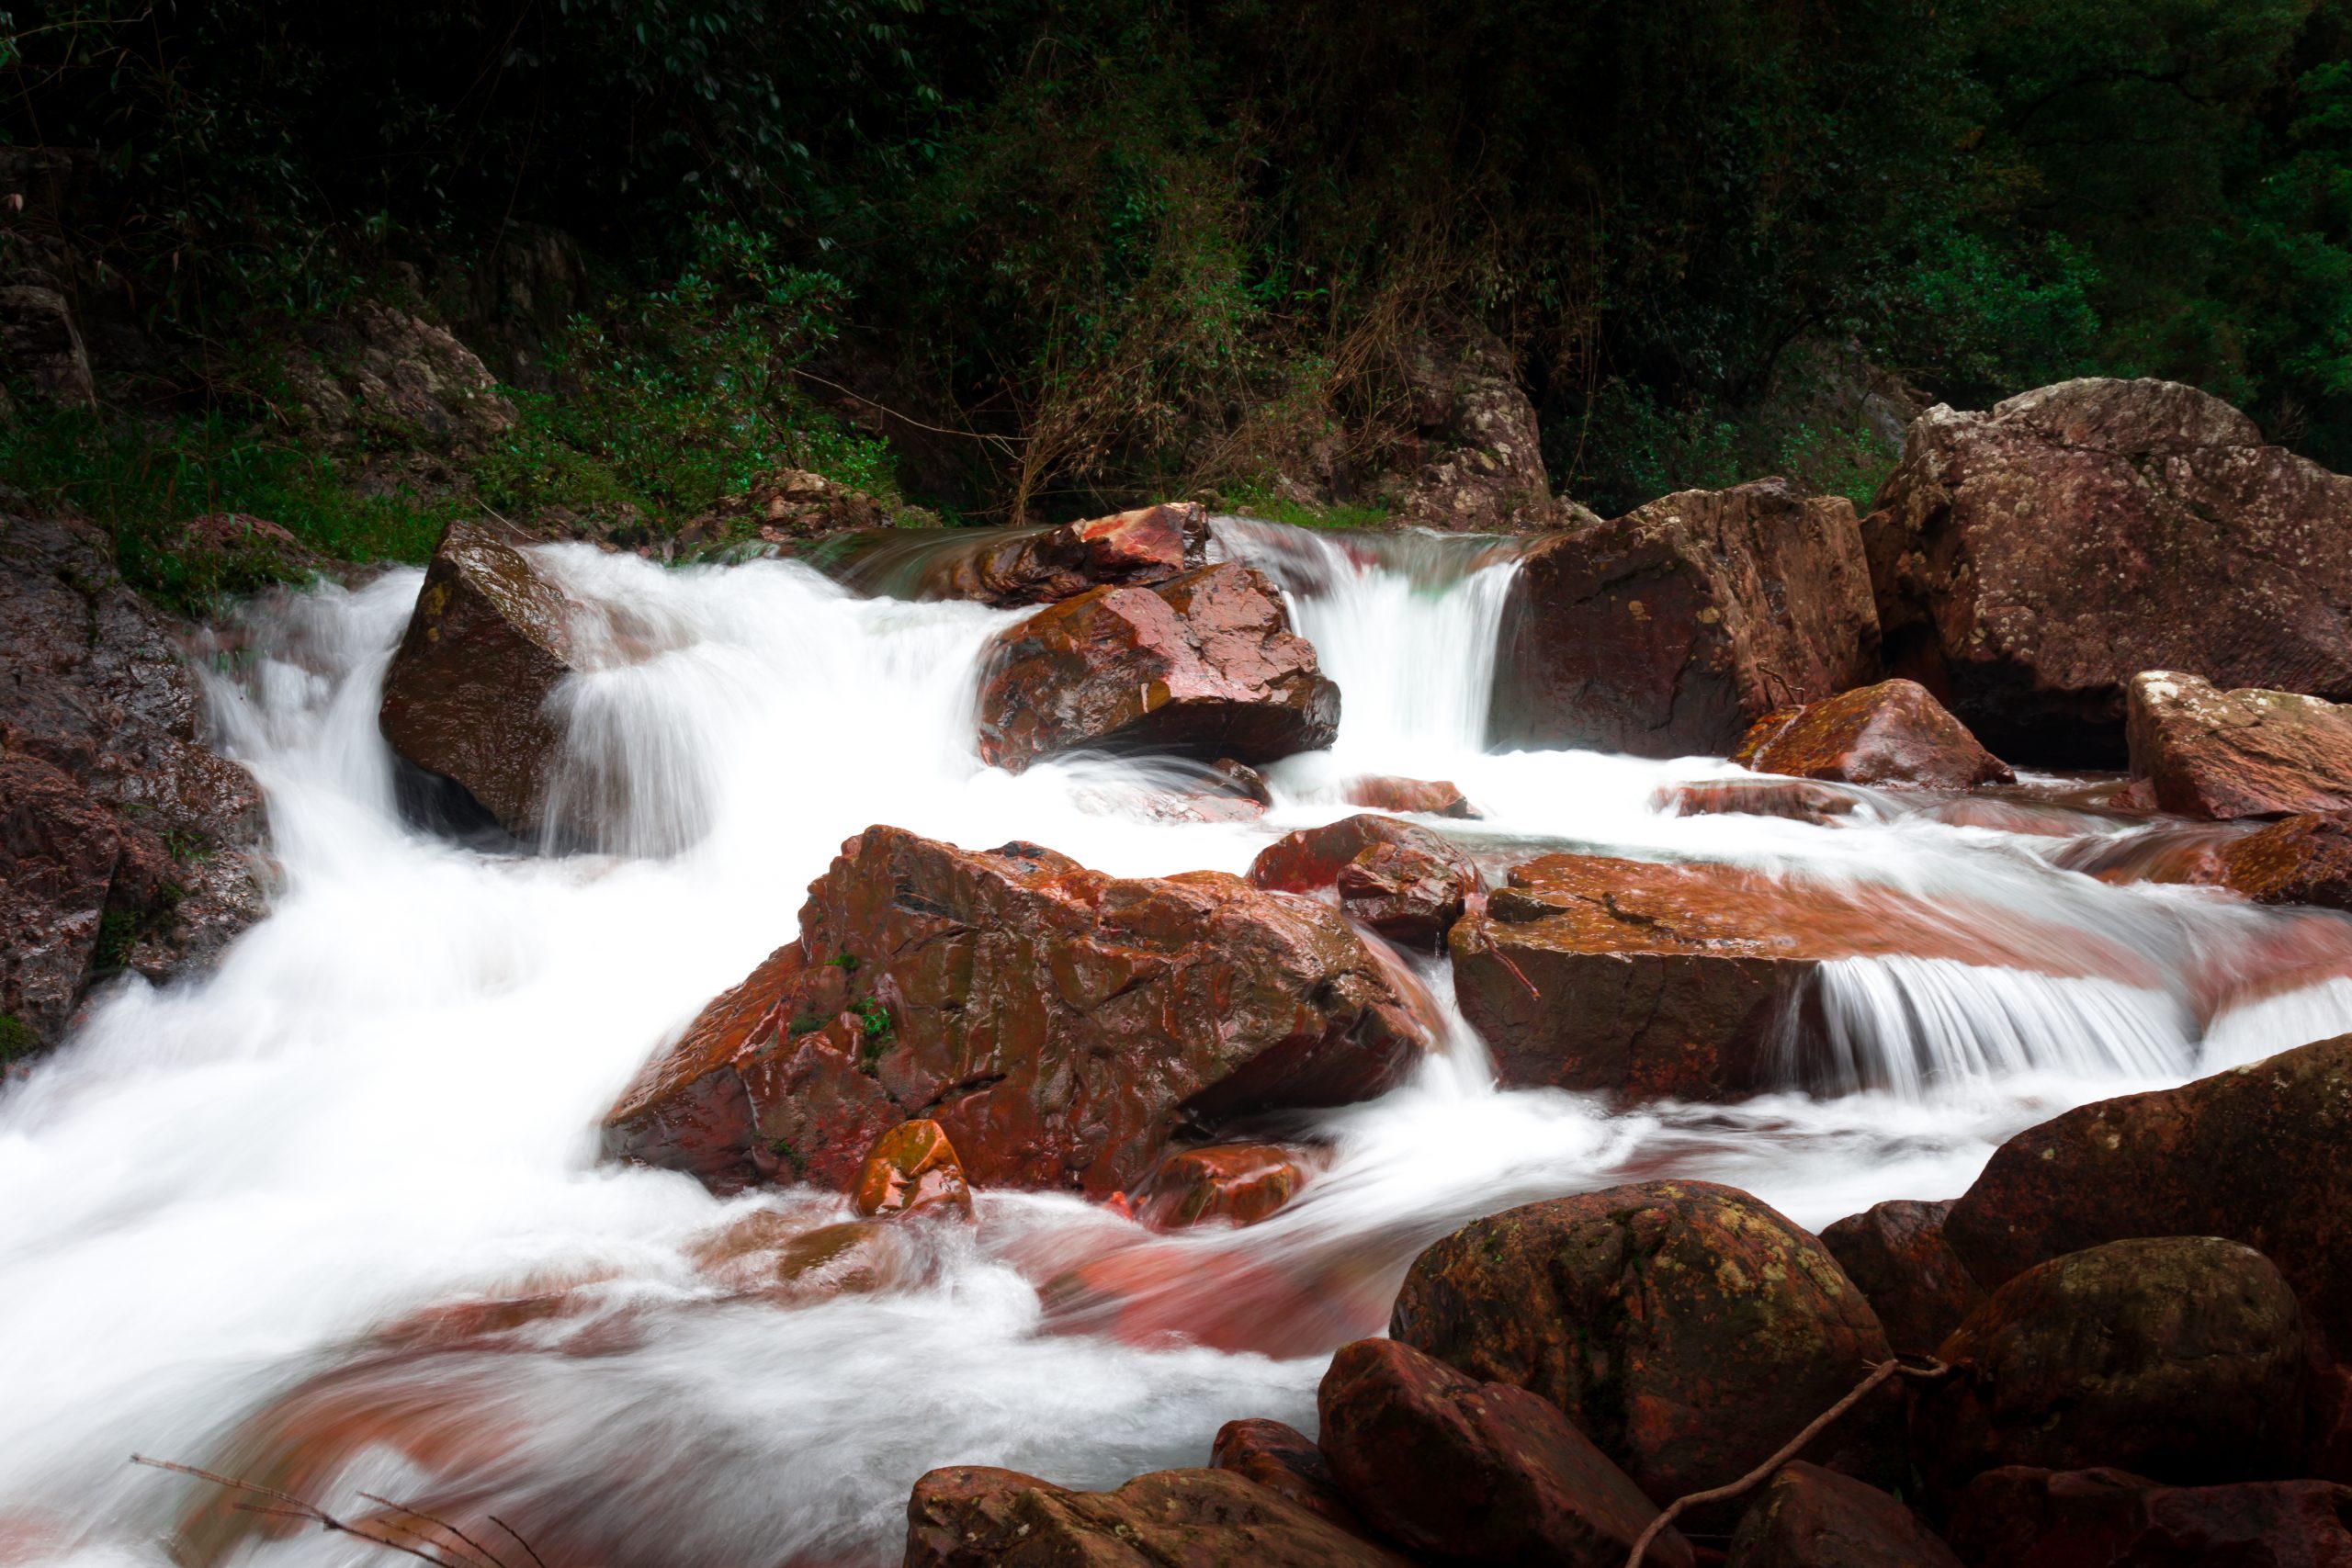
[1340,773,1476,818]
[850,1119,973,1220]
[1654,776,1863,824]
[1136,1144,1311,1229]
[2125,670,2352,819]
[1489,478,1880,757]
[1735,678,2014,789]
[1945,1466,2352,1568]
[1820,1199,1984,1356]
[976,561,1340,772]
[1864,377,2352,764]
[1725,1462,1963,1568]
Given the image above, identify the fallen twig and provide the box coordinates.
[132,1455,537,1568]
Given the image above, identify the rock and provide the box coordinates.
[2124,671,2352,819]
[1317,1336,1691,1568]
[1340,773,1476,818]
[2211,813,2352,909]
[1389,1180,1894,1522]
[1037,1237,1383,1359]
[603,827,1428,1199]
[736,468,893,537]
[851,1119,973,1220]
[1863,378,2352,765]
[0,285,95,406]
[279,300,517,453]
[1490,478,1880,757]
[431,222,591,389]
[868,503,1210,606]
[1249,813,1476,896]
[1915,1237,2308,1493]
[903,1464,1411,1568]
[1942,1034,2352,1348]
[1447,852,2120,1102]
[1725,1462,1963,1568]
[1210,1418,1372,1540]
[1819,1200,1984,1356]
[1945,1467,2352,1568]
[1654,777,1862,825]
[1734,679,2014,789]
[1380,321,1566,533]
[1334,839,1478,948]
[1137,1145,1310,1229]
[975,562,1340,773]
[0,511,266,1049]
[1210,758,1273,806]
[378,520,583,841]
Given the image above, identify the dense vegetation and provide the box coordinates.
[3,0,2348,573]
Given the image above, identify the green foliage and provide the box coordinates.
[0,1013,36,1063]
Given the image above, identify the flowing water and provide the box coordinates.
[6,517,2352,1567]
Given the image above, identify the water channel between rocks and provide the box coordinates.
[4,516,2346,1568]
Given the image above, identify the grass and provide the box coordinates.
[1215,484,1391,530]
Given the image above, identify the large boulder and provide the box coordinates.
[1489,479,1880,757]
[0,284,96,407]
[1942,1034,2352,1348]
[1317,1337,1691,1568]
[975,562,1340,773]
[903,1465,1412,1568]
[844,502,1209,606]
[1863,378,2352,765]
[1914,1237,2309,1493]
[279,299,517,454]
[1389,1181,1893,1522]
[1379,322,1567,534]
[0,511,265,1050]
[1735,679,2014,789]
[1945,1467,2352,1568]
[2125,670,2352,819]
[1210,1418,1371,1539]
[1819,1200,1985,1357]
[1250,813,1482,948]
[1725,1462,1963,1568]
[602,826,1428,1198]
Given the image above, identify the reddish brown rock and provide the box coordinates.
[1734,679,2014,789]
[603,827,1428,1199]
[976,562,1340,772]
[1654,777,1862,825]
[1943,1034,2352,1347]
[1490,479,1880,757]
[933,503,1209,606]
[1819,1200,1984,1357]
[1864,378,2352,765]
[1137,1145,1309,1229]
[1336,840,1477,947]
[2125,671,2352,819]
[1914,1237,2308,1493]
[1945,1466,2352,1568]
[2050,820,2247,887]
[1210,1418,1372,1540]
[1037,1239,1382,1359]
[1,750,130,1044]
[1341,774,1476,818]
[2213,813,2352,909]
[1250,813,1475,895]
[852,1119,973,1220]
[1725,1462,1963,1568]
[1318,1337,1690,1568]
[903,1464,1412,1568]
[1389,1180,1894,1523]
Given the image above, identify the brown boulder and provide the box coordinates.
[2212,813,2352,909]
[1318,1337,1690,1567]
[852,1119,973,1220]
[1137,1145,1310,1229]
[1945,1466,2352,1568]
[903,1464,1411,1568]
[1340,774,1476,818]
[1654,777,1862,825]
[603,827,1428,1199]
[910,503,1209,606]
[1725,1462,1963,1568]
[1819,1201,1984,1357]
[1249,813,1476,897]
[280,299,517,453]
[1490,479,1880,757]
[1,751,130,1046]
[976,562,1340,773]
[1864,378,2352,765]
[0,285,96,407]
[1336,840,1478,948]
[1210,1418,1373,1540]
[1380,321,1566,534]
[1735,679,2014,789]
[1389,1180,1894,1522]
[1942,1034,2352,1348]
[2125,671,2352,819]
[1915,1237,2308,1493]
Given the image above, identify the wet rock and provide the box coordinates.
[603,826,1428,1199]
[0,285,95,406]
[1340,774,1476,818]
[1819,1200,1984,1356]
[1336,840,1478,947]
[1249,812,1477,897]
[976,562,1340,773]
[1490,478,1880,757]
[1915,1236,2308,1493]
[2125,670,2352,819]
[903,503,1209,606]
[1380,321,1566,534]
[851,1119,973,1220]
[1864,378,2352,765]
[2213,813,2352,909]
[1317,1336,1691,1567]
[1210,757,1273,806]
[1942,1033,2352,1347]
[1654,777,1863,825]
[1735,679,2014,789]
[378,520,582,841]
[0,511,266,1049]
[1944,1466,2352,1568]
[903,1464,1412,1567]
[1210,1418,1374,1540]
[1137,1144,1310,1229]
[279,299,517,453]
[1390,1180,1894,1524]
[1725,1462,1963,1568]
[1037,1238,1383,1359]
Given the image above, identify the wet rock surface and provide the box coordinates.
[1945,1466,2352,1568]
[1820,1199,1985,1356]
[1725,1462,1964,1568]
[1339,773,1476,818]
[885,502,1209,607]
[1209,1419,1371,1540]
[1136,1144,1310,1229]
[2212,812,2352,909]
[2125,670,2352,819]
[1735,678,2014,789]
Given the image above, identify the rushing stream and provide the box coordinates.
[5,517,2350,1567]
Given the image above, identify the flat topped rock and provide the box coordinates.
[2126,670,2352,819]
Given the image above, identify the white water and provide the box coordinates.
[4,521,2350,1567]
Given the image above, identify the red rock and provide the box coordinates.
[1654,778,1861,824]
[1944,1466,2352,1568]
[1942,1034,2352,1348]
[1390,1180,1894,1524]
[903,1464,1413,1567]
[1136,1145,1309,1229]
[1819,1200,1984,1356]
[2214,813,2352,908]
[2050,819,2246,886]
[975,562,1340,773]
[1038,1241,1388,1359]
[1490,479,1880,757]
[1249,812,1477,896]
[603,827,1428,1199]
[1210,1419,1373,1540]
[1734,679,2013,789]
[1914,1236,2308,1494]
[1,750,128,1043]
[839,502,1209,606]
[1336,840,1477,947]
[1317,1337,1692,1568]
[1725,1462,1962,1568]
[1865,378,2352,765]
[852,1119,973,1220]
[1341,774,1476,818]
[1212,758,1274,805]
[2125,671,2352,819]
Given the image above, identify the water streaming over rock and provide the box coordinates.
[4,522,2351,1566]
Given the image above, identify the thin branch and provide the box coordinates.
[361,1493,514,1568]
[130,1455,535,1568]
[490,1516,551,1568]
